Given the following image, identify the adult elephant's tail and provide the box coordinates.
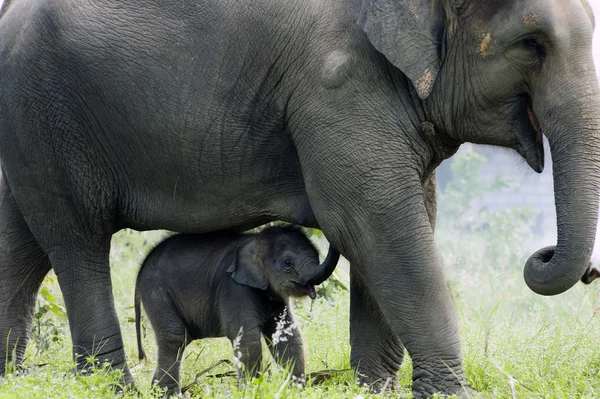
[134,285,147,362]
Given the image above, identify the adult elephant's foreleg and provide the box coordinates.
[351,223,466,398]
[293,95,468,396]
[301,160,468,397]
[0,176,52,373]
[349,269,404,391]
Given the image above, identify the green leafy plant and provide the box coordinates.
[31,273,67,355]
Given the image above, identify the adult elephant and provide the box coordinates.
[0,0,598,397]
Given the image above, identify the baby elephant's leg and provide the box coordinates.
[153,337,186,395]
[150,312,188,395]
[229,326,262,381]
[264,308,305,380]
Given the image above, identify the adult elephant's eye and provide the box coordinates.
[523,35,546,62]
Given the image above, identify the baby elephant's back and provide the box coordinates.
[141,232,240,280]
[137,232,244,337]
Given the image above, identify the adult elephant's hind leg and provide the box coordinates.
[7,180,133,384]
[49,238,132,384]
[0,176,52,374]
[349,269,404,392]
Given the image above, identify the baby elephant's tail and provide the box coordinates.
[134,285,147,363]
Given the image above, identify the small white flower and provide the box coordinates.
[271,307,297,346]
[232,327,244,370]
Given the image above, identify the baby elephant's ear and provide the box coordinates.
[227,239,269,290]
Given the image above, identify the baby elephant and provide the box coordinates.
[134,226,339,394]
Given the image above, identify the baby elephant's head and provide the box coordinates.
[227,226,339,300]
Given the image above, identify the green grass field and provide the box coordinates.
[0,225,599,399]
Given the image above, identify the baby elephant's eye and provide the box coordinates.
[283,259,294,271]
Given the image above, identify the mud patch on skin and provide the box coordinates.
[523,13,540,28]
[479,33,497,57]
[415,68,433,98]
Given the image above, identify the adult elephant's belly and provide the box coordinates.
[115,132,316,234]
[121,178,315,234]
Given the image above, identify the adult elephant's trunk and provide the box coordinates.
[308,245,340,285]
[524,85,600,295]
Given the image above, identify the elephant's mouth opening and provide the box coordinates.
[305,284,316,299]
[294,282,317,299]
[526,97,544,163]
[514,94,545,173]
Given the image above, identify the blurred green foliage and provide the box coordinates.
[437,152,539,272]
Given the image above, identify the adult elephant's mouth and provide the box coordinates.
[526,97,544,159]
[513,94,545,172]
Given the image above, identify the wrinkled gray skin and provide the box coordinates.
[134,226,339,395]
[0,0,599,397]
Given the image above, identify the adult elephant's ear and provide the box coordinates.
[227,239,269,290]
[357,0,450,99]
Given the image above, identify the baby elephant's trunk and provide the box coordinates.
[308,245,340,286]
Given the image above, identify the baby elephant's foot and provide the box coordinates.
[67,362,136,393]
[290,373,307,388]
[154,383,180,398]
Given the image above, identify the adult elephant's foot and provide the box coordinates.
[355,362,474,398]
[66,363,135,396]
[411,360,470,398]
[72,356,135,389]
[413,386,482,399]
[66,313,136,391]
[356,371,400,393]
[342,216,468,399]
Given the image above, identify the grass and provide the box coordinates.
[0,225,599,399]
